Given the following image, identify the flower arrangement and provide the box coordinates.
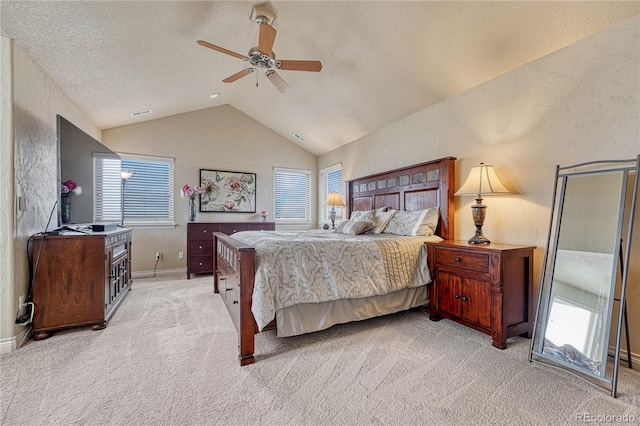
[61,179,82,196]
[181,184,202,200]
[260,210,268,221]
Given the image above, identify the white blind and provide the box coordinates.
[273,167,311,222]
[94,153,123,222]
[120,154,174,224]
[319,163,343,223]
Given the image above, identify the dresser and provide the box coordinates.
[32,228,132,340]
[187,222,275,278]
[426,240,535,349]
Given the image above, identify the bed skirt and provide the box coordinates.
[274,285,428,337]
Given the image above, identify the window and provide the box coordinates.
[94,153,175,227]
[94,153,123,222]
[319,163,343,223]
[273,167,311,222]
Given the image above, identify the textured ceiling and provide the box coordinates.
[2,1,638,156]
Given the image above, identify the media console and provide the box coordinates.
[31,228,132,340]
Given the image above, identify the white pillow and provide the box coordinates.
[350,210,375,220]
[335,219,373,235]
[383,208,439,236]
[367,210,396,234]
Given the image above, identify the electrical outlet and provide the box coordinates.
[155,252,161,261]
[178,251,184,259]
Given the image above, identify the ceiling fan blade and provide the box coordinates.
[258,23,277,56]
[197,40,247,60]
[277,60,322,72]
[223,68,254,83]
[265,70,290,93]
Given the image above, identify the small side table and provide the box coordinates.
[426,240,535,349]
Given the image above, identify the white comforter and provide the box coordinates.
[230,230,435,331]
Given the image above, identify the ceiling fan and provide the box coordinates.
[197,9,322,93]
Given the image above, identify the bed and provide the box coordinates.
[213,157,456,365]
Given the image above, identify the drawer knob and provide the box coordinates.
[203,230,207,233]
[225,287,233,292]
[233,300,238,305]
[462,296,469,302]
[455,294,461,299]
[219,277,226,281]
[199,245,203,249]
[199,262,203,266]
[455,257,462,262]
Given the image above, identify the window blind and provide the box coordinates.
[120,154,174,224]
[94,153,123,222]
[319,163,343,223]
[273,167,311,222]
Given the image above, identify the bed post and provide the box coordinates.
[237,247,256,366]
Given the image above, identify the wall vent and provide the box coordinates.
[293,133,307,143]
[131,109,152,117]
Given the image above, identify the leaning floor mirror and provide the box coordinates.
[529,156,639,397]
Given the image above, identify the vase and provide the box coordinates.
[61,194,71,224]
[188,197,196,222]
[261,216,266,222]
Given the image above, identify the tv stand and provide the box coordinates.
[31,228,132,340]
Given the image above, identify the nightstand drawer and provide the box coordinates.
[434,248,490,276]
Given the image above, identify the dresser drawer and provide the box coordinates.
[434,247,490,279]
[220,224,248,235]
[190,255,213,273]
[188,224,219,239]
[189,239,213,255]
[246,222,275,231]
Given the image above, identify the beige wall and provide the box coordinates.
[102,106,317,274]
[319,16,640,368]
[1,39,102,350]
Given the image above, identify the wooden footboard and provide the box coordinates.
[213,232,257,366]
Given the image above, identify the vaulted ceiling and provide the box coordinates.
[2,1,638,156]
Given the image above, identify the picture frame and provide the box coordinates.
[199,169,256,213]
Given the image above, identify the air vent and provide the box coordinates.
[130,109,152,117]
[293,133,307,143]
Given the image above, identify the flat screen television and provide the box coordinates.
[57,115,121,226]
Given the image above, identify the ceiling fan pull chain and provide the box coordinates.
[256,70,259,87]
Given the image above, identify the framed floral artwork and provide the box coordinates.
[199,169,256,213]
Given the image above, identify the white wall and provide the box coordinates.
[319,16,640,368]
[102,106,317,274]
[1,39,102,350]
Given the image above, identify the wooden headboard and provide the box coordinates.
[346,157,456,240]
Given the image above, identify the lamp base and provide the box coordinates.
[468,199,490,245]
[330,209,336,230]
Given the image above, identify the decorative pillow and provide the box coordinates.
[366,210,396,234]
[335,219,373,235]
[383,208,439,236]
[376,206,388,213]
[350,210,375,221]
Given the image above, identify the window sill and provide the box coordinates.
[124,222,177,230]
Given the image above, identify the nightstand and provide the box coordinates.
[426,240,535,349]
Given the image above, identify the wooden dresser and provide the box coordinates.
[187,222,275,278]
[32,228,132,340]
[426,240,535,349]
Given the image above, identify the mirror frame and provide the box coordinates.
[529,156,639,397]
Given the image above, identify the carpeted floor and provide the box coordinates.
[2,275,639,425]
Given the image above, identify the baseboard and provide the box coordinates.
[608,345,640,370]
[132,267,187,279]
[0,327,30,354]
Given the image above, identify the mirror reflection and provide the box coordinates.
[540,172,624,377]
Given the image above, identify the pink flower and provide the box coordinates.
[224,177,244,193]
[260,210,267,217]
[61,179,82,196]
[223,201,235,210]
[181,184,202,199]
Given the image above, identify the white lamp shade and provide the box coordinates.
[324,192,345,207]
[121,170,135,180]
[455,163,510,197]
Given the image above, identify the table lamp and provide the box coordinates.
[324,192,345,229]
[455,163,510,244]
